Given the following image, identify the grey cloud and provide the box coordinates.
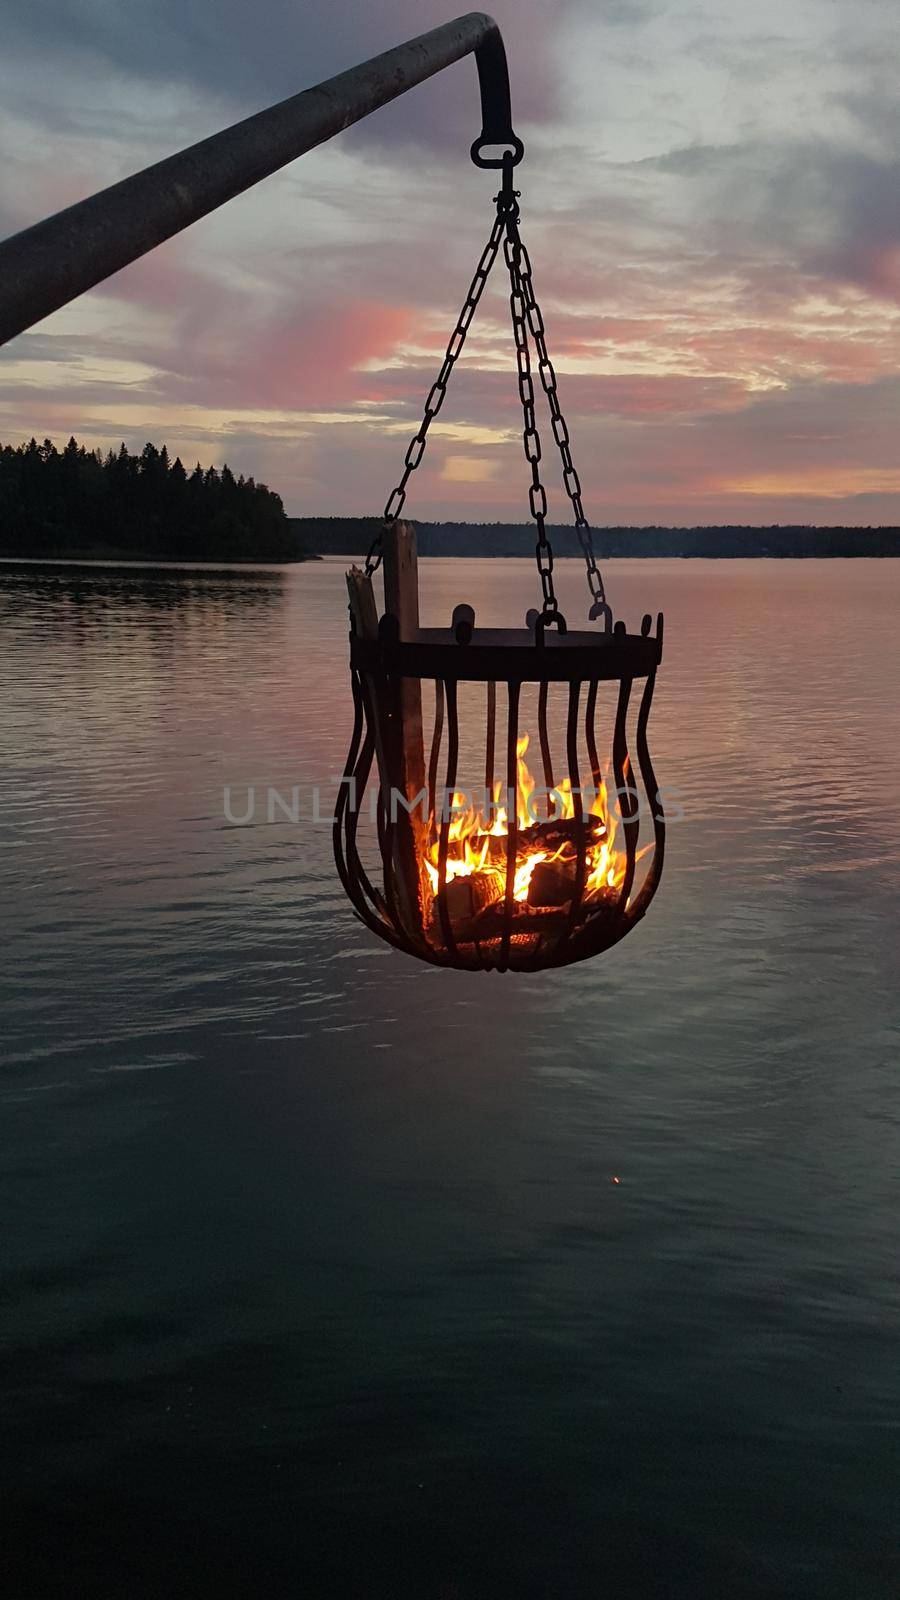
[639,136,900,300]
[703,371,900,457]
[0,0,570,149]
[577,0,659,25]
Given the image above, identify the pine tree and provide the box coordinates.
[0,436,295,559]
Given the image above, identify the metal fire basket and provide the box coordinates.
[334,95,667,972]
[335,595,665,972]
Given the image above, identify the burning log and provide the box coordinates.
[519,815,606,852]
[465,901,570,939]
[421,731,628,949]
[526,859,575,908]
[476,815,605,869]
[429,870,502,929]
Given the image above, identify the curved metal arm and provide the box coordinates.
[469,26,524,168]
[0,12,522,348]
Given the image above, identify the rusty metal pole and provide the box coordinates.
[0,12,523,348]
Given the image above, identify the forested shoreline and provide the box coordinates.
[0,438,301,561]
[291,517,900,559]
[3,439,898,562]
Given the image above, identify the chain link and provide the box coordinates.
[364,211,505,578]
[503,204,559,620]
[510,230,607,619]
[370,163,606,623]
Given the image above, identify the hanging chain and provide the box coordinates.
[370,159,606,623]
[364,210,505,578]
[502,189,559,622]
[510,229,608,621]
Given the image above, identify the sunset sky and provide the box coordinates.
[1,0,898,524]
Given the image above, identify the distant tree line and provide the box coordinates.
[0,437,300,560]
[290,516,900,558]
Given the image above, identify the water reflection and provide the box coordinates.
[0,557,287,615]
[1,557,898,1598]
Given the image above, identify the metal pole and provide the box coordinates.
[0,12,522,348]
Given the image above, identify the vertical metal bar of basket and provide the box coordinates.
[584,678,601,792]
[436,678,460,959]
[627,615,666,922]
[334,670,380,915]
[333,668,367,910]
[349,733,385,916]
[612,671,639,912]
[376,670,402,932]
[424,677,445,949]
[428,678,445,833]
[339,724,416,957]
[564,679,587,940]
[538,680,555,817]
[498,679,520,970]
[485,680,496,812]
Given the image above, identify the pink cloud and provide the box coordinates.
[238,300,416,409]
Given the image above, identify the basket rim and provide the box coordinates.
[350,622,662,683]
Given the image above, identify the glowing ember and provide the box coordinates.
[424,733,631,916]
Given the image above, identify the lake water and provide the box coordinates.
[1,557,898,1598]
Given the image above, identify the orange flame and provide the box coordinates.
[423,734,632,911]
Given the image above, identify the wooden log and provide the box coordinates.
[526,859,575,908]
[345,563,405,929]
[459,901,570,940]
[382,519,426,800]
[429,870,502,930]
[383,520,419,632]
[473,816,604,871]
[518,815,606,853]
[345,565,378,640]
[381,522,427,940]
[346,565,389,789]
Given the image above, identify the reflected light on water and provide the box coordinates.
[1,556,898,1597]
